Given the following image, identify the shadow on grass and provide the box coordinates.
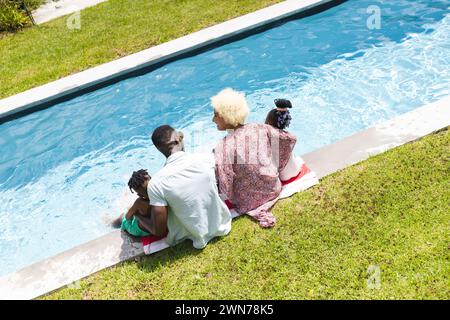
[132,217,244,274]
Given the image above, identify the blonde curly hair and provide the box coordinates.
[211,88,249,127]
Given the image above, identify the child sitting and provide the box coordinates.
[112,169,152,237]
[265,98,305,183]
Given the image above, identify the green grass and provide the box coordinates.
[0,0,281,99]
[44,128,450,300]
[0,1,45,33]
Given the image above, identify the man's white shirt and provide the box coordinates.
[147,151,231,249]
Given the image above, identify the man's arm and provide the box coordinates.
[144,180,169,236]
[136,205,168,237]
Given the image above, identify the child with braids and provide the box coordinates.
[111,169,153,237]
[265,98,305,183]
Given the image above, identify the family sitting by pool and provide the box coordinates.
[112,88,311,249]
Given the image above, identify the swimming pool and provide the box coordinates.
[0,0,449,277]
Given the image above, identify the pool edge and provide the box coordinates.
[0,95,449,300]
[0,0,342,123]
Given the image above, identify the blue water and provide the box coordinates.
[1,0,449,276]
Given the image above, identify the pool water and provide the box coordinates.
[0,0,449,277]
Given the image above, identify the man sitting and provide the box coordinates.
[138,125,231,249]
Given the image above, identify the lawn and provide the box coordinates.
[44,128,450,300]
[0,0,282,100]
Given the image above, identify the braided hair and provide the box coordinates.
[128,169,150,193]
[266,98,292,130]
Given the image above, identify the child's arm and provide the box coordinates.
[124,197,150,220]
[111,197,150,229]
[131,197,151,217]
[125,201,140,220]
[111,200,140,228]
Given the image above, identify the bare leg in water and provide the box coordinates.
[112,198,153,235]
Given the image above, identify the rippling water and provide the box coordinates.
[0,0,449,276]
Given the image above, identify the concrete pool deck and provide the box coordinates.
[0,0,448,300]
[0,95,448,300]
[33,0,109,25]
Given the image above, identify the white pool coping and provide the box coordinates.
[303,96,450,179]
[33,0,109,25]
[0,95,448,300]
[0,0,336,120]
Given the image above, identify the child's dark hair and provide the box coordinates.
[265,98,292,130]
[128,169,150,193]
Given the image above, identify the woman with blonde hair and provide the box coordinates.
[211,88,297,227]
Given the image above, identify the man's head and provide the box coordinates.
[151,125,184,158]
[128,169,151,200]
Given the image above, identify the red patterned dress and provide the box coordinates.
[214,123,296,227]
